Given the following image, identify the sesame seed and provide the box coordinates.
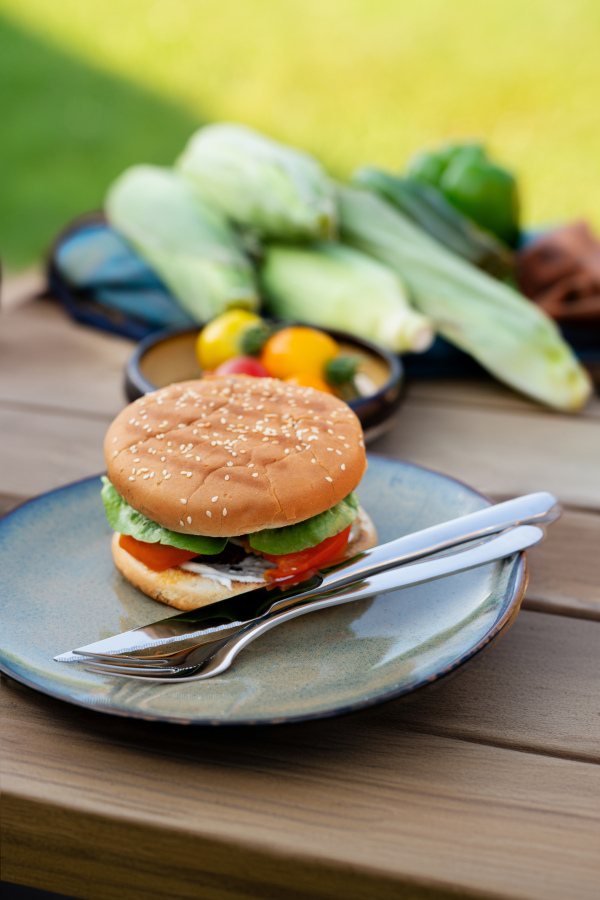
[187,516,192,524]
[180,520,184,526]
[252,472,258,477]
[180,498,187,504]
[212,496,218,502]
[225,474,230,480]
[227,461,233,467]
[325,476,333,482]
[113,450,118,457]
[341,464,346,470]
[206,510,212,518]
[129,476,135,481]
[222,508,227,516]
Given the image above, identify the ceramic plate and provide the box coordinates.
[0,457,526,725]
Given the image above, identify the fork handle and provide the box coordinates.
[312,491,558,598]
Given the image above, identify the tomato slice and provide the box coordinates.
[262,525,352,584]
[118,534,199,571]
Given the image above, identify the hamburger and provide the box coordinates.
[102,375,377,610]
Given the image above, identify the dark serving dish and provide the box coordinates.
[124,325,404,442]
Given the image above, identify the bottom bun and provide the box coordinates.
[111,506,378,611]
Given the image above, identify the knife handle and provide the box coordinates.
[315,491,558,595]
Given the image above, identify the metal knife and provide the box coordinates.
[55,491,558,664]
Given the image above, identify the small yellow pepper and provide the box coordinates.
[196,310,264,371]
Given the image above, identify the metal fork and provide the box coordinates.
[66,491,559,671]
[83,524,543,682]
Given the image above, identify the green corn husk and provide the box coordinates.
[261,241,435,354]
[339,185,592,411]
[176,123,337,241]
[105,165,259,322]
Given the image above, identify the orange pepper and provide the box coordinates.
[283,373,334,393]
[260,326,339,380]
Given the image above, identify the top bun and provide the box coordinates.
[105,376,367,537]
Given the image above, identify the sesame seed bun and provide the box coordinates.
[111,506,378,611]
[105,376,367,537]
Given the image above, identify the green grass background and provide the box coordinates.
[2,0,600,270]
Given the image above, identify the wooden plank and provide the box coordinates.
[0,406,110,497]
[2,671,599,900]
[372,397,600,510]
[0,492,28,518]
[523,509,600,619]
[0,296,133,417]
[1,267,45,312]
[395,610,600,760]
[406,378,600,419]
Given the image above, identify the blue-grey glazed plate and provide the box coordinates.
[0,457,526,725]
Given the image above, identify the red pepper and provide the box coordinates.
[212,356,270,377]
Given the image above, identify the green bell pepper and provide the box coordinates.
[405,142,520,248]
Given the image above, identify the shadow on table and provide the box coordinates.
[2,884,79,900]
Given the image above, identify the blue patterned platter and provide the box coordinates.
[0,457,526,725]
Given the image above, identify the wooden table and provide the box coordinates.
[2,287,599,900]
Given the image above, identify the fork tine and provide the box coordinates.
[83,659,199,677]
[75,653,189,669]
[80,635,228,677]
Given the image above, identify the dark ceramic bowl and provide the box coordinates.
[125,325,404,442]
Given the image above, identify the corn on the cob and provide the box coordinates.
[261,241,434,354]
[339,186,592,411]
[177,123,337,241]
[106,165,259,322]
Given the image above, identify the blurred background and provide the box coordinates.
[2,0,600,273]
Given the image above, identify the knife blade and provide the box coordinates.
[55,491,558,663]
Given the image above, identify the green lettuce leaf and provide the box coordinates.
[101,478,227,555]
[248,493,359,555]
